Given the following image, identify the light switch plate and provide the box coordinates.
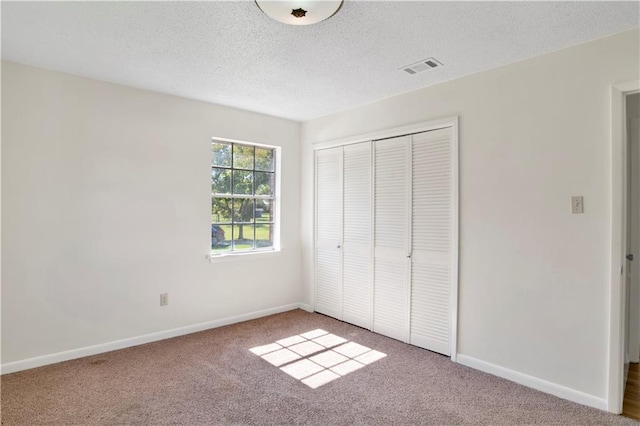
[571,196,584,214]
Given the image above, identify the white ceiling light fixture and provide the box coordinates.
[255,0,343,26]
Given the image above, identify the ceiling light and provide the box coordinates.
[255,1,343,26]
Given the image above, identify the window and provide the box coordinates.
[211,140,277,254]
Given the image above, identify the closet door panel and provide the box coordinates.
[343,254,371,328]
[374,259,408,341]
[342,143,372,329]
[410,128,452,355]
[373,136,410,342]
[315,147,343,319]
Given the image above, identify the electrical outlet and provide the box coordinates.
[160,293,168,306]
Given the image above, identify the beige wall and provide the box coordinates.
[301,29,640,403]
[3,26,640,411]
[1,61,302,365]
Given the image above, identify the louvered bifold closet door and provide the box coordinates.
[342,142,372,329]
[315,147,343,319]
[410,128,453,356]
[373,136,410,342]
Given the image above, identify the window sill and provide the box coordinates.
[206,249,281,263]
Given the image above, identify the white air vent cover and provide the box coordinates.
[401,58,443,75]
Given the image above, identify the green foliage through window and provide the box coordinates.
[211,141,276,252]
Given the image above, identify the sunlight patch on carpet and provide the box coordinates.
[250,329,386,388]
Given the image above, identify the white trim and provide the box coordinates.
[405,135,413,344]
[312,116,458,150]
[1,303,304,375]
[370,142,376,331]
[206,249,281,263]
[609,83,624,414]
[608,80,640,413]
[450,116,460,362]
[298,303,313,313]
[457,354,607,411]
[613,81,640,94]
[274,145,282,251]
[312,150,319,314]
[338,146,345,320]
[211,135,277,150]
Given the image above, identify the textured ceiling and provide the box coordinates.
[2,1,639,121]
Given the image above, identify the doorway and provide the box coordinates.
[607,80,640,414]
[609,81,640,414]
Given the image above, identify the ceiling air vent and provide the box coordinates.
[401,58,443,75]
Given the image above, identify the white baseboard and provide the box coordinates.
[1,303,306,375]
[456,354,608,411]
[299,303,313,312]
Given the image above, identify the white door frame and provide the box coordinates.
[608,80,640,413]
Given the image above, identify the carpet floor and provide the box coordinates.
[1,309,637,425]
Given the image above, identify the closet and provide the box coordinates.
[314,124,457,357]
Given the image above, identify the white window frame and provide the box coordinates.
[208,137,281,260]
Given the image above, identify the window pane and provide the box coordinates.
[256,224,274,249]
[256,199,273,223]
[233,224,254,251]
[255,147,274,172]
[211,168,231,194]
[233,199,255,223]
[255,172,274,196]
[233,145,254,170]
[212,142,232,168]
[233,170,253,195]
[211,224,231,251]
[212,198,233,222]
